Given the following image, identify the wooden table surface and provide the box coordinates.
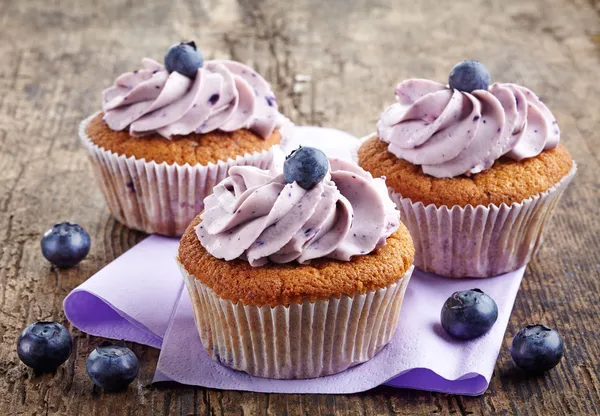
[1,0,599,414]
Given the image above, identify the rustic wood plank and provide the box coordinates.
[0,0,598,414]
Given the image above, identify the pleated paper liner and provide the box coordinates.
[391,165,576,278]
[79,113,282,236]
[180,261,414,379]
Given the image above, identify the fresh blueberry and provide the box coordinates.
[164,41,203,79]
[440,289,498,340]
[448,60,491,93]
[17,321,73,372]
[86,341,140,392]
[283,146,329,190]
[41,222,91,268]
[510,324,564,373]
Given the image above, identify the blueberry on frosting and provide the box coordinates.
[376,72,560,178]
[448,60,490,93]
[164,41,204,79]
[284,147,329,190]
[196,159,400,266]
[102,55,284,139]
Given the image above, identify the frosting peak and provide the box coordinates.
[196,160,400,266]
[102,58,283,139]
[377,79,560,178]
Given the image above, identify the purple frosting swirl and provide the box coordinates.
[196,159,400,267]
[102,58,283,139]
[377,79,560,178]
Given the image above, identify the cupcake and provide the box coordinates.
[80,42,290,236]
[177,147,415,379]
[358,61,576,278]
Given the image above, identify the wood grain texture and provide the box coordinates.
[0,0,598,414]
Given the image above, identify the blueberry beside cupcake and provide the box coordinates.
[358,61,575,278]
[178,147,415,379]
[81,42,291,236]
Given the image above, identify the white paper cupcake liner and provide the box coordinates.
[390,165,576,278]
[179,262,414,379]
[79,113,283,236]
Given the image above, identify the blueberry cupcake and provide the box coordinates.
[177,147,415,379]
[80,42,290,236]
[358,61,576,278]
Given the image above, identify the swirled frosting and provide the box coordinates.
[377,79,560,178]
[102,58,283,139]
[196,159,400,266]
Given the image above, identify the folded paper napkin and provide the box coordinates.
[64,126,524,396]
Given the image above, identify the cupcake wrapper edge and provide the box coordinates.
[180,261,414,379]
[79,113,281,236]
[390,164,577,277]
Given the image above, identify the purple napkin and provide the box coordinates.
[63,236,181,349]
[64,236,523,395]
[64,126,524,395]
